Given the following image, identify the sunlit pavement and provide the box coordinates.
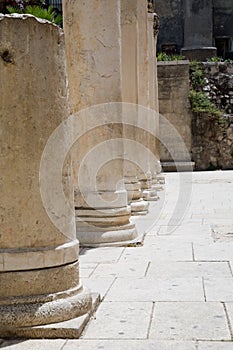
[1,170,233,350]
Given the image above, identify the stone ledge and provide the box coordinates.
[157,60,189,66]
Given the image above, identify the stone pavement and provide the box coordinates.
[1,170,233,349]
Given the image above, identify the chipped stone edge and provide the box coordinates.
[0,13,63,31]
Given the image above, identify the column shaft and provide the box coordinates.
[63,0,138,246]
[0,14,91,337]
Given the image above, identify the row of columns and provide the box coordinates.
[0,0,163,338]
[64,0,162,247]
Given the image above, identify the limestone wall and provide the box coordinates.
[192,62,233,170]
[157,60,192,163]
[192,112,233,170]
[201,62,233,114]
[157,60,233,170]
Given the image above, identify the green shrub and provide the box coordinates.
[189,61,205,89]
[157,52,185,61]
[7,5,62,25]
[207,56,222,62]
[157,52,168,61]
[189,90,221,116]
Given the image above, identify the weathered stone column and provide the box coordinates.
[136,0,158,200]
[148,7,165,186]
[0,14,92,338]
[121,0,149,215]
[63,0,138,246]
[181,0,216,60]
[147,8,160,190]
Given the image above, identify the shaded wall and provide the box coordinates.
[155,0,184,53]
[157,61,192,163]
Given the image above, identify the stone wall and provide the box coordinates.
[192,112,233,170]
[156,0,233,59]
[157,60,233,170]
[201,62,233,114]
[155,0,184,53]
[192,61,233,170]
[157,60,192,165]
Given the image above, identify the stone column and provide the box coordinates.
[136,0,158,200]
[147,8,160,191]
[148,9,165,186]
[121,0,149,215]
[181,0,216,60]
[63,0,138,246]
[0,15,91,338]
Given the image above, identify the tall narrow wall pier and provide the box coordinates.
[157,60,193,171]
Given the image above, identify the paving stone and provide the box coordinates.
[198,341,233,349]
[79,247,124,264]
[204,278,233,301]
[134,217,160,236]
[147,261,232,278]
[63,340,196,349]
[157,224,212,243]
[82,302,152,339]
[81,263,98,269]
[204,219,233,226]
[193,242,233,261]
[119,241,193,262]
[91,262,148,278]
[0,340,66,349]
[80,269,95,278]
[105,277,204,302]
[81,277,115,299]
[80,264,98,278]
[150,302,230,341]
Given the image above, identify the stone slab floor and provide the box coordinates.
[1,170,233,350]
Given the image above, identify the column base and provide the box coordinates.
[125,177,149,215]
[131,198,149,215]
[0,291,99,339]
[142,188,159,201]
[140,178,159,201]
[0,282,93,337]
[153,184,164,191]
[151,175,164,191]
[76,220,138,247]
[76,206,138,247]
[157,174,165,184]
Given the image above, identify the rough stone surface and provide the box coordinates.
[192,62,233,170]
[0,14,92,335]
[157,61,192,162]
[192,112,233,170]
[158,60,233,170]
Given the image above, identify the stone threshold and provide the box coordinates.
[0,293,100,339]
